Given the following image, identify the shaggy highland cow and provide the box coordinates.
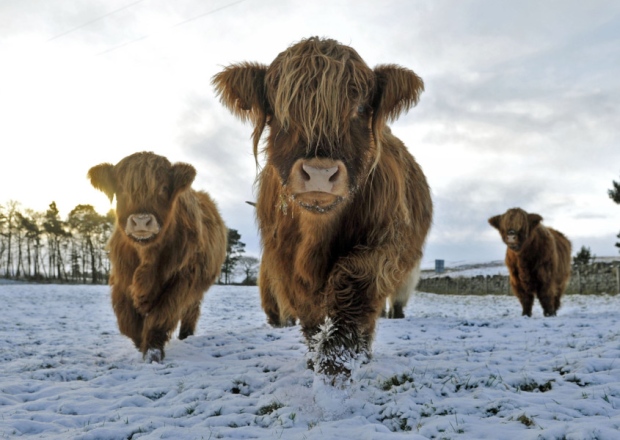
[213,37,432,380]
[383,261,422,319]
[88,152,227,362]
[489,208,571,317]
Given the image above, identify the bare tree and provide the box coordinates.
[237,256,259,285]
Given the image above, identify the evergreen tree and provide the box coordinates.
[609,177,620,204]
[220,229,245,284]
[573,246,594,266]
[42,202,71,280]
[610,175,620,251]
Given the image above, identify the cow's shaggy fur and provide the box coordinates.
[88,152,227,361]
[489,208,571,317]
[213,37,432,380]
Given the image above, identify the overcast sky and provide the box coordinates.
[1,0,619,267]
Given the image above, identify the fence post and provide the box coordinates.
[577,269,581,294]
[616,266,620,295]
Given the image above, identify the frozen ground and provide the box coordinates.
[1,284,619,439]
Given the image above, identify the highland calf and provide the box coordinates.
[489,208,571,317]
[213,37,432,380]
[88,152,227,362]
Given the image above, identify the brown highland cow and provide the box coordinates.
[489,208,571,317]
[384,261,422,319]
[213,37,432,379]
[88,152,227,362]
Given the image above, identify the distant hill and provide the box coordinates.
[421,260,508,279]
[422,256,620,279]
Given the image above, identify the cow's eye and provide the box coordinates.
[352,105,367,119]
[160,185,170,197]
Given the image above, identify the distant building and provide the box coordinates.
[435,259,445,274]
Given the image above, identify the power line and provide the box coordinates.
[168,0,247,30]
[96,0,248,56]
[47,0,147,42]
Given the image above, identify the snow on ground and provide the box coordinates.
[1,284,620,440]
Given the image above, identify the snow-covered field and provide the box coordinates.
[1,284,620,440]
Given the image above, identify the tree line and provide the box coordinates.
[3,173,618,284]
[0,201,114,283]
[0,201,258,285]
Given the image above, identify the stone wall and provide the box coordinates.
[418,262,620,296]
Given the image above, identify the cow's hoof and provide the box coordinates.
[391,304,405,319]
[268,316,297,328]
[145,348,163,363]
[315,362,353,389]
[316,350,370,381]
[318,362,351,381]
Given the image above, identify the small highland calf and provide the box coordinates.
[213,37,432,380]
[88,152,227,362]
[489,208,571,317]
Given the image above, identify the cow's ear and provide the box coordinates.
[212,62,269,125]
[170,163,196,196]
[372,64,424,126]
[488,215,502,230]
[212,62,269,160]
[87,163,115,202]
[528,213,543,229]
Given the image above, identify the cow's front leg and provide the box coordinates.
[259,269,292,327]
[179,301,201,340]
[537,286,557,317]
[140,275,191,361]
[307,317,371,381]
[311,251,398,381]
[111,285,144,348]
[510,277,534,317]
[130,263,161,315]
